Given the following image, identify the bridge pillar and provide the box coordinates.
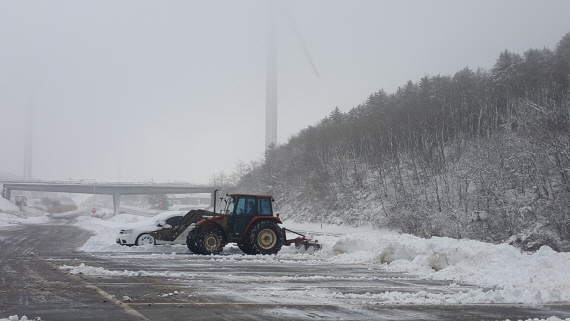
[113,191,121,216]
[4,188,11,201]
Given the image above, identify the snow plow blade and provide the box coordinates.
[282,228,321,253]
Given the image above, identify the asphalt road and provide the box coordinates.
[1,217,570,321]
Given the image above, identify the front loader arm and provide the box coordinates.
[150,209,213,242]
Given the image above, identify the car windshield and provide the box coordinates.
[149,211,183,224]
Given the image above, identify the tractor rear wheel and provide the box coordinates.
[248,221,283,255]
[196,228,225,255]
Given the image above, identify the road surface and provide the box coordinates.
[1,217,570,320]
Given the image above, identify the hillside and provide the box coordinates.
[235,33,570,251]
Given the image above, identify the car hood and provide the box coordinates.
[117,219,162,234]
[117,211,187,233]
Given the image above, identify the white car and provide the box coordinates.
[116,211,190,246]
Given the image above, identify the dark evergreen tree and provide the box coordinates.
[148,194,169,210]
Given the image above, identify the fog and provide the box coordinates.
[1,0,569,184]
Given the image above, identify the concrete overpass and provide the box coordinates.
[1,181,222,215]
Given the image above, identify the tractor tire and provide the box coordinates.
[247,221,283,255]
[186,238,201,254]
[195,228,225,255]
[186,230,202,254]
[237,242,255,255]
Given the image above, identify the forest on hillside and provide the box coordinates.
[232,33,570,250]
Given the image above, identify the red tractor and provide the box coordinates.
[150,194,319,255]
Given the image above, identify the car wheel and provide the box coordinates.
[135,233,155,246]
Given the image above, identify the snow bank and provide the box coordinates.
[0,197,20,213]
[323,232,570,304]
[0,198,49,227]
[70,213,570,305]
[0,316,41,321]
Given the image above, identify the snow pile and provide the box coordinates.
[0,316,41,321]
[70,213,570,305]
[60,262,203,278]
[320,232,570,304]
[0,198,49,227]
[0,197,20,213]
[508,318,570,321]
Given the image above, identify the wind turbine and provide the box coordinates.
[265,3,320,148]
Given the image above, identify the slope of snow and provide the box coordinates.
[0,198,49,227]
[72,214,570,306]
[0,197,20,213]
[322,233,570,304]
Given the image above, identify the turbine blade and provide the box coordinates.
[285,6,320,78]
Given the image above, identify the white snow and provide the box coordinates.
[322,233,570,304]
[2,200,570,319]
[67,213,570,307]
[0,316,41,321]
[0,197,49,227]
[0,197,19,212]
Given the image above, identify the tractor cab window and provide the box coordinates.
[259,198,272,215]
[235,196,257,216]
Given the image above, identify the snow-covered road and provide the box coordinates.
[1,202,570,320]
[75,212,570,306]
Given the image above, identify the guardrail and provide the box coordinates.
[0,180,216,187]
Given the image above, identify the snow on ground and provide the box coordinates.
[2,200,570,318]
[0,197,19,213]
[75,213,190,253]
[0,198,49,227]
[0,316,41,321]
[320,233,570,304]
[69,212,570,307]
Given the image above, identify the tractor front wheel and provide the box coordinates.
[196,228,225,255]
[186,229,202,254]
[248,221,283,255]
[186,238,201,254]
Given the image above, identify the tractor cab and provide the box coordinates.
[221,194,275,238]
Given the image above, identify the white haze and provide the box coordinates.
[1,0,569,184]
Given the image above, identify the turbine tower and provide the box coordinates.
[265,13,277,148]
[23,103,33,180]
[265,3,319,148]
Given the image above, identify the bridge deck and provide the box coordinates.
[1,181,222,215]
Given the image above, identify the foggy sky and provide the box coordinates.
[1,0,569,185]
